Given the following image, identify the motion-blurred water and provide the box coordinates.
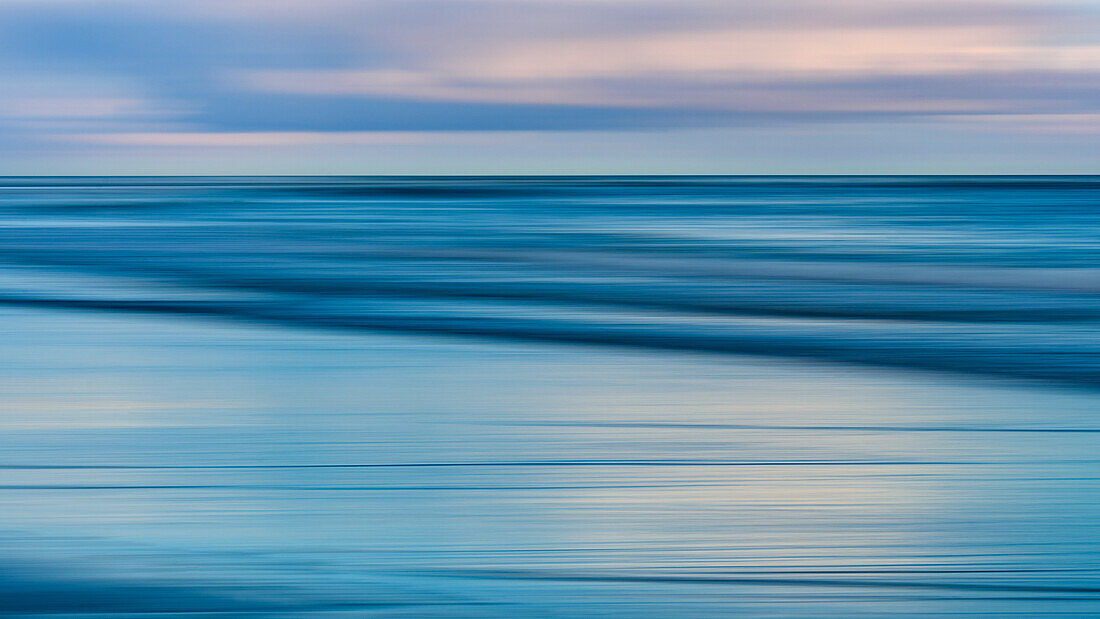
[3,176,1100,617]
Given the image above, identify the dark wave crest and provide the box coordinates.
[3,175,1100,386]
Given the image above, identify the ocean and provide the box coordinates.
[3,176,1100,617]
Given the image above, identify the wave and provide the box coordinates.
[3,176,1100,387]
[2,285,1100,386]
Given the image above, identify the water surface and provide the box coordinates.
[3,176,1100,617]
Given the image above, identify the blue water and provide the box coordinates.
[3,176,1100,616]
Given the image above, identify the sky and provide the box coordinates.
[1,0,1099,174]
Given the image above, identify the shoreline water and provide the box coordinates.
[5,304,1100,617]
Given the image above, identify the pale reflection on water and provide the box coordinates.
[3,306,1100,617]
